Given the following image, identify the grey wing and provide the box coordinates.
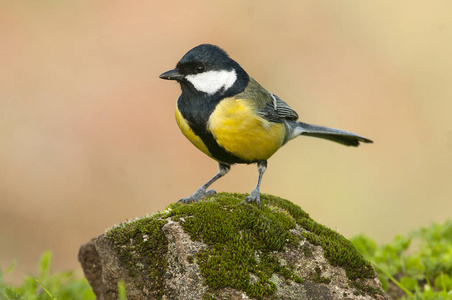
[258,93,299,123]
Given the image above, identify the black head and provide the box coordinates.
[159,44,249,96]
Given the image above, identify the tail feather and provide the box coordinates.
[286,121,373,146]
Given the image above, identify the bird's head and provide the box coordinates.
[159,44,248,96]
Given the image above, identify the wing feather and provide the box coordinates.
[259,93,299,123]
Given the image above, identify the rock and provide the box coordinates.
[78,193,390,299]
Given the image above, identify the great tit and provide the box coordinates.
[160,44,372,207]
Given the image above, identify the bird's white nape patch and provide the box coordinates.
[185,69,237,95]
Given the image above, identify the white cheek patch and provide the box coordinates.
[185,69,237,95]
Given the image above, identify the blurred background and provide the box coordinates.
[1,1,451,284]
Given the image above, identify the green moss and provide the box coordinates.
[263,194,374,282]
[105,215,169,298]
[187,255,194,264]
[167,193,304,298]
[350,281,384,297]
[202,291,216,300]
[104,192,377,298]
[298,217,374,280]
[302,244,313,258]
[313,266,331,284]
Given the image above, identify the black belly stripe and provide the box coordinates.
[194,125,248,164]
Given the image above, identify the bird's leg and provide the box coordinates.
[244,160,267,208]
[178,163,230,204]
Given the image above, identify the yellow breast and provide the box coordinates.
[207,98,286,162]
[175,107,213,158]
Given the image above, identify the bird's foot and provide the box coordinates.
[177,187,216,204]
[243,189,261,208]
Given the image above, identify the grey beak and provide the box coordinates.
[159,69,184,80]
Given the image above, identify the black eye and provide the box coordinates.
[195,64,205,73]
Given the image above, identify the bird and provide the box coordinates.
[159,44,372,207]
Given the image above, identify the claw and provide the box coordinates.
[243,189,261,208]
[178,187,217,204]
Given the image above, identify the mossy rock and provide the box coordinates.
[79,193,389,299]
